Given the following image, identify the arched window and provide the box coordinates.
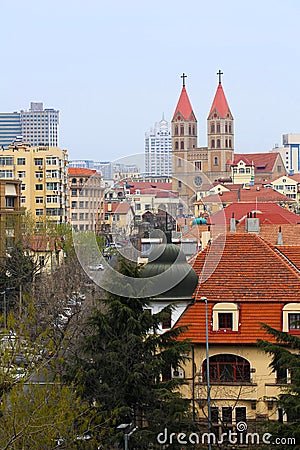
[229,139,232,148]
[225,139,228,148]
[229,124,232,133]
[217,123,220,133]
[79,178,83,185]
[192,126,195,135]
[239,168,245,173]
[211,123,215,133]
[202,354,251,382]
[180,141,184,149]
[214,156,218,166]
[217,139,221,148]
[178,158,182,168]
[180,125,184,136]
[225,123,228,133]
[175,125,178,136]
[188,125,191,135]
[71,178,76,185]
[175,141,179,150]
[211,139,215,148]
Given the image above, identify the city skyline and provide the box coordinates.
[2,1,300,162]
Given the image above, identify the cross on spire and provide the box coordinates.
[181,72,187,87]
[217,69,223,84]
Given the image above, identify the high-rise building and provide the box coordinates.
[0,113,22,150]
[0,143,68,224]
[0,103,59,149]
[271,134,300,174]
[20,102,59,147]
[145,117,172,177]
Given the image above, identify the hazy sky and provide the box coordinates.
[2,0,300,164]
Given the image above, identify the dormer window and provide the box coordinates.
[213,303,239,331]
[283,304,300,332]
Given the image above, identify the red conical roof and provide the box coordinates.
[208,83,231,118]
[173,86,194,120]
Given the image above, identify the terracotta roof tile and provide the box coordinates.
[175,233,300,343]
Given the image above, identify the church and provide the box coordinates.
[171,71,234,211]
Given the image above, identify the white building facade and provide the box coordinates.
[20,102,59,147]
[145,118,172,177]
[271,134,300,174]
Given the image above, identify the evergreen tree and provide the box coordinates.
[66,257,194,449]
[258,324,300,448]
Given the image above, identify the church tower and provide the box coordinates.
[207,70,234,181]
[171,73,198,211]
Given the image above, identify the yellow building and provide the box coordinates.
[0,143,68,225]
[0,179,24,255]
[271,174,300,208]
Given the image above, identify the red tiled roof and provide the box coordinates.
[258,224,300,246]
[209,202,300,225]
[23,235,61,252]
[125,181,172,194]
[232,155,252,166]
[203,187,294,204]
[274,245,300,270]
[208,83,231,118]
[172,86,195,120]
[234,153,279,173]
[175,233,300,343]
[68,168,97,176]
[104,203,133,214]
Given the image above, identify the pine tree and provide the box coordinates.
[258,324,300,447]
[66,257,194,449]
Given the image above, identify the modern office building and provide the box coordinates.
[0,103,59,149]
[271,134,300,174]
[20,102,59,147]
[0,143,68,224]
[145,117,172,177]
[0,113,22,150]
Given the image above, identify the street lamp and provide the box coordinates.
[117,423,138,450]
[201,296,212,450]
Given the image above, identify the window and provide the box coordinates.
[39,255,45,267]
[235,407,246,424]
[218,313,233,329]
[178,158,182,167]
[72,213,78,220]
[135,203,141,211]
[46,182,58,191]
[277,165,282,173]
[162,310,172,329]
[288,313,300,330]
[174,125,178,136]
[34,158,43,166]
[216,123,220,133]
[222,407,232,424]
[35,209,44,216]
[145,204,151,210]
[195,161,201,170]
[5,197,15,207]
[180,125,184,136]
[21,196,26,204]
[17,171,26,178]
[178,180,182,188]
[35,171,43,179]
[213,303,239,331]
[79,213,84,220]
[0,170,13,178]
[175,141,179,150]
[79,201,84,208]
[214,156,219,166]
[71,178,77,185]
[282,304,300,331]
[239,168,245,173]
[35,184,43,190]
[21,184,26,191]
[0,157,13,165]
[211,123,215,133]
[203,354,251,382]
[211,139,215,148]
[180,141,184,150]
[246,168,251,173]
[71,189,77,196]
[17,158,26,165]
[71,201,77,208]
[217,139,221,148]
[35,197,43,204]
[211,407,219,424]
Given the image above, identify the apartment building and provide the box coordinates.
[0,143,68,224]
[68,168,103,231]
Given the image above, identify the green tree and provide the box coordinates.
[258,324,300,448]
[66,257,194,449]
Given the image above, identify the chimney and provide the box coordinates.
[246,212,260,233]
[230,212,236,232]
[277,226,283,245]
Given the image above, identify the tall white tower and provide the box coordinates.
[145,116,172,177]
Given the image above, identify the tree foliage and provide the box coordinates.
[66,257,194,448]
[258,324,300,448]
